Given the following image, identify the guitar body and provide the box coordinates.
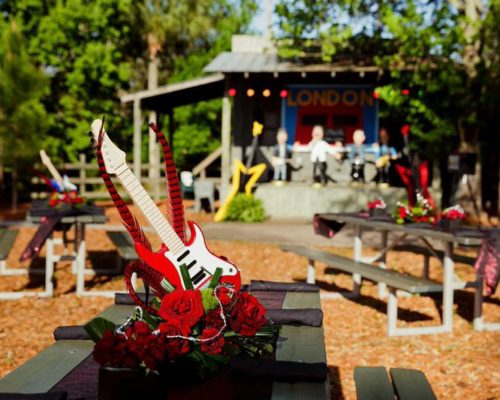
[135,220,241,291]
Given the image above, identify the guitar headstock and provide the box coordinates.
[39,149,50,167]
[90,119,127,175]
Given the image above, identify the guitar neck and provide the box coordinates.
[115,164,185,255]
[44,161,63,185]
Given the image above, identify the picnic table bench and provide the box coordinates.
[354,366,437,400]
[0,228,19,275]
[282,244,444,336]
[284,213,498,336]
[106,231,138,267]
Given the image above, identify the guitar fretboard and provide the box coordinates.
[116,165,184,255]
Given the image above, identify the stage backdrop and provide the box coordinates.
[282,85,378,145]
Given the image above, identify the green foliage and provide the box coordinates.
[225,194,266,223]
[0,0,257,168]
[84,317,116,342]
[0,18,49,169]
[200,288,218,312]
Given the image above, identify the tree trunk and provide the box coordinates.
[11,166,18,213]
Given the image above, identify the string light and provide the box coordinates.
[262,89,271,97]
[228,88,237,97]
[401,89,410,96]
[246,88,255,97]
[279,89,288,98]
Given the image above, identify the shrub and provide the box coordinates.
[225,194,266,223]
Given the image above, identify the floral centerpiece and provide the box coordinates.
[392,194,436,224]
[367,198,387,217]
[439,205,465,230]
[48,190,86,208]
[85,273,276,390]
[441,205,465,221]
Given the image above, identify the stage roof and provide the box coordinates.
[120,73,225,111]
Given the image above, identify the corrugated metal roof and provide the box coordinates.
[204,52,380,74]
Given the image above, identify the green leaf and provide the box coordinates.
[208,268,222,289]
[84,317,116,343]
[179,264,194,290]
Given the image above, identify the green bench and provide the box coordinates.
[281,245,444,336]
[0,229,21,275]
[354,366,437,400]
[106,231,138,268]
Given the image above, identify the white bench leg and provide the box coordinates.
[307,259,316,284]
[377,231,388,298]
[353,225,363,297]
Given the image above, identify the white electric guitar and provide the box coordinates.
[40,150,77,192]
[90,119,241,291]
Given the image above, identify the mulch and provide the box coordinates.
[0,201,499,399]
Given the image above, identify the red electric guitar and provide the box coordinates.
[90,119,241,291]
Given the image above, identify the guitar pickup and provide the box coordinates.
[192,269,207,285]
[177,250,190,262]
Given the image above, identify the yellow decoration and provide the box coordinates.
[214,160,267,222]
[252,121,264,137]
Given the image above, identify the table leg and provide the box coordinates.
[378,231,388,298]
[76,223,86,296]
[352,225,362,297]
[442,241,454,332]
[44,235,55,297]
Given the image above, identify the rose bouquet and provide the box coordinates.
[85,280,277,380]
[392,194,436,224]
[367,198,386,210]
[441,205,465,221]
[48,190,86,208]
[367,198,387,217]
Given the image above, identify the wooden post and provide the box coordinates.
[221,92,232,191]
[133,98,142,179]
[79,154,86,197]
[148,55,160,201]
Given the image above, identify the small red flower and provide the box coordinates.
[203,309,225,330]
[200,327,225,355]
[230,292,267,336]
[157,323,191,359]
[216,286,233,307]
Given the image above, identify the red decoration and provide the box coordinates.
[401,124,411,136]
[401,89,410,96]
[228,88,237,97]
[279,89,288,98]
[158,290,205,335]
[373,91,380,99]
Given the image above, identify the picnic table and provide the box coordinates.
[0,282,330,399]
[24,201,109,298]
[284,212,498,336]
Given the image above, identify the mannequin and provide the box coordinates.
[272,128,292,183]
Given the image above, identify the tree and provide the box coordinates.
[0,18,48,210]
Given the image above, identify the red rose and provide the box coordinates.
[158,323,191,359]
[158,290,205,335]
[200,327,225,355]
[203,309,225,330]
[93,331,141,368]
[138,334,167,370]
[230,292,267,336]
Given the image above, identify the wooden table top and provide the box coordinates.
[318,212,485,246]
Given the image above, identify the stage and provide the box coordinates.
[254,182,440,219]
